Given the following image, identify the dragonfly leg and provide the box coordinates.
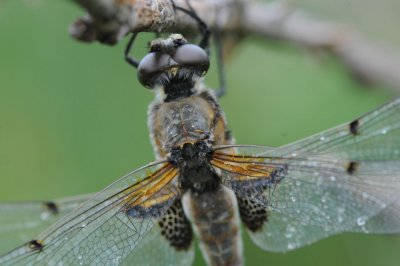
[125,32,140,68]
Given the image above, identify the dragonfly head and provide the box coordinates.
[137,34,210,97]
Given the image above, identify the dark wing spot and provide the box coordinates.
[237,197,268,232]
[126,201,169,219]
[349,119,360,135]
[26,240,43,252]
[271,165,288,184]
[43,201,59,215]
[347,161,359,175]
[158,199,193,250]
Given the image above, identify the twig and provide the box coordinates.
[69,0,400,91]
[69,0,241,44]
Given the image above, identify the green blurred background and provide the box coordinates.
[0,1,399,265]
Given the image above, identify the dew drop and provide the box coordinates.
[357,217,366,226]
[114,256,122,263]
[329,176,336,181]
[40,212,50,221]
[337,207,345,214]
[320,136,326,141]
[78,256,84,266]
[287,243,295,250]
[291,196,296,202]
[285,232,292,238]
[194,183,201,190]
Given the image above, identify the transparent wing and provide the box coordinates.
[123,221,194,266]
[0,161,192,265]
[279,97,400,158]
[0,194,92,255]
[212,97,400,252]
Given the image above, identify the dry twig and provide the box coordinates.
[69,0,400,91]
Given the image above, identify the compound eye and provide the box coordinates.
[137,53,171,88]
[172,44,210,76]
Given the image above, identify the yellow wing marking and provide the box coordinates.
[121,164,179,210]
[211,152,279,181]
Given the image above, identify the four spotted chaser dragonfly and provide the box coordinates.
[1,33,400,265]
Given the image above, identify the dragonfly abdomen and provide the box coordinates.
[182,185,243,266]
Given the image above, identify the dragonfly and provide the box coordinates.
[1,31,400,265]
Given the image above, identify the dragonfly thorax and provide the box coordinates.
[170,141,219,194]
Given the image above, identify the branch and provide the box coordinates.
[243,2,400,91]
[69,0,400,91]
[69,0,241,44]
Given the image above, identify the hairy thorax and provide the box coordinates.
[148,88,231,158]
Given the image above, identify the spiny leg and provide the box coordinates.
[125,32,140,68]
